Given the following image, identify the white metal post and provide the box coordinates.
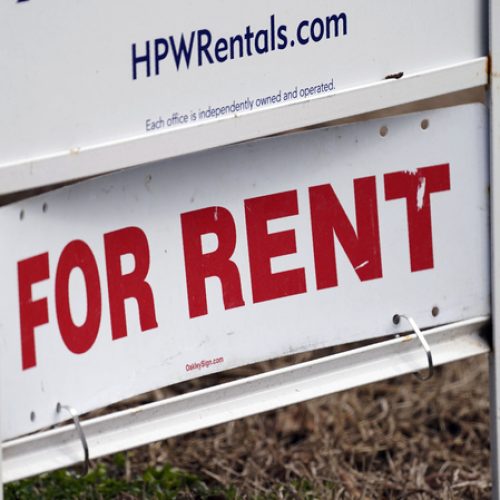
[490,0,500,497]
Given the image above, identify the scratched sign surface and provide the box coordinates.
[0,104,489,439]
[0,0,484,177]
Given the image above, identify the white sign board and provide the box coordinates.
[0,1,484,173]
[0,104,489,440]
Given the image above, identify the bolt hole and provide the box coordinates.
[432,306,439,317]
[56,402,62,413]
[379,125,389,138]
[42,203,48,213]
[19,210,25,221]
[392,314,400,325]
[421,119,429,130]
[30,411,36,422]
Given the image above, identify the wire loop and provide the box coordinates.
[395,314,434,381]
[57,403,90,475]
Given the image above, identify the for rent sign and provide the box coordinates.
[0,104,489,439]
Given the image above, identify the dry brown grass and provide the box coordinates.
[108,353,491,499]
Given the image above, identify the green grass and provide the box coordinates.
[4,459,323,499]
[5,454,235,500]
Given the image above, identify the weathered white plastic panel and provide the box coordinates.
[0,1,486,191]
[0,104,489,440]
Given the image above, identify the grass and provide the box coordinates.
[6,456,234,499]
[6,466,331,499]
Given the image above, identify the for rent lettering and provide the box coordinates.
[181,164,451,318]
[17,227,158,370]
[16,164,451,369]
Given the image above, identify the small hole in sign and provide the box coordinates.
[432,306,439,317]
[42,203,48,213]
[379,126,388,137]
[421,119,429,130]
[392,314,400,325]
[30,411,36,422]
[19,210,24,221]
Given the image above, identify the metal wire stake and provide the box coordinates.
[394,314,434,381]
[56,403,90,476]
